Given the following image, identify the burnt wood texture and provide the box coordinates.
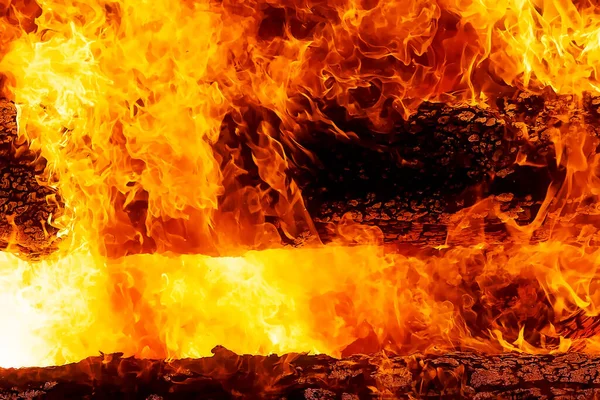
[2,92,600,256]
[0,100,62,258]
[296,93,600,247]
[1,347,600,399]
[216,91,600,248]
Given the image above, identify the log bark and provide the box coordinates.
[108,90,598,254]
[0,100,63,259]
[287,91,600,247]
[2,347,600,399]
[2,91,597,257]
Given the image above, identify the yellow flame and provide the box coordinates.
[2,241,600,367]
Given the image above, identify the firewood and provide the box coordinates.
[289,92,600,247]
[1,347,599,399]
[3,91,598,256]
[0,100,63,259]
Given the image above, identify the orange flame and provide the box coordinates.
[0,0,600,368]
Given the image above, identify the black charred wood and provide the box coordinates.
[1,347,600,399]
[0,100,63,259]
[288,92,600,247]
[5,91,596,257]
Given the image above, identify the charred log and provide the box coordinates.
[90,90,600,255]
[288,92,600,247]
[212,91,589,248]
[0,100,63,258]
[2,347,600,399]
[2,91,597,256]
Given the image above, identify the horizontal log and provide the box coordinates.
[5,91,599,256]
[90,91,600,255]
[2,347,600,399]
[290,92,600,247]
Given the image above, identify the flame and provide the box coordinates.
[0,0,600,368]
[4,241,600,367]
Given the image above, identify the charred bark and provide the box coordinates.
[0,100,63,258]
[286,92,600,247]
[2,91,597,256]
[213,91,592,248]
[2,347,600,399]
[90,90,600,255]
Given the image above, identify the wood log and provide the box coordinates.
[0,100,63,259]
[2,347,600,399]
[287,91,600,247]
[3,91,598,256]
[102,90,600,254]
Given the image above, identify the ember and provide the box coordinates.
[1,0,600,397]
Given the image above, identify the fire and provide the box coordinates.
[0,0,600,369]
[4,241,600,368]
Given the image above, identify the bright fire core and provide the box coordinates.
[2,0,600,368]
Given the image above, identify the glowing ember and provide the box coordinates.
[0,0,600,369]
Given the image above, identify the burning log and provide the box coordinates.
[1,347,599,399]
[2,91,598,256]
[0,100,62,258]
[289,92,600,247]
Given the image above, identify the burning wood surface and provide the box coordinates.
[2,0,600,398]
[0,100,61,257]
[3,347,600,399]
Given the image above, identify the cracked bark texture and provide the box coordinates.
[1,347,600,399]
[98,91,600,256]
[290,92,600,248]
[3,90,597,257]
[0,100,63,258]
